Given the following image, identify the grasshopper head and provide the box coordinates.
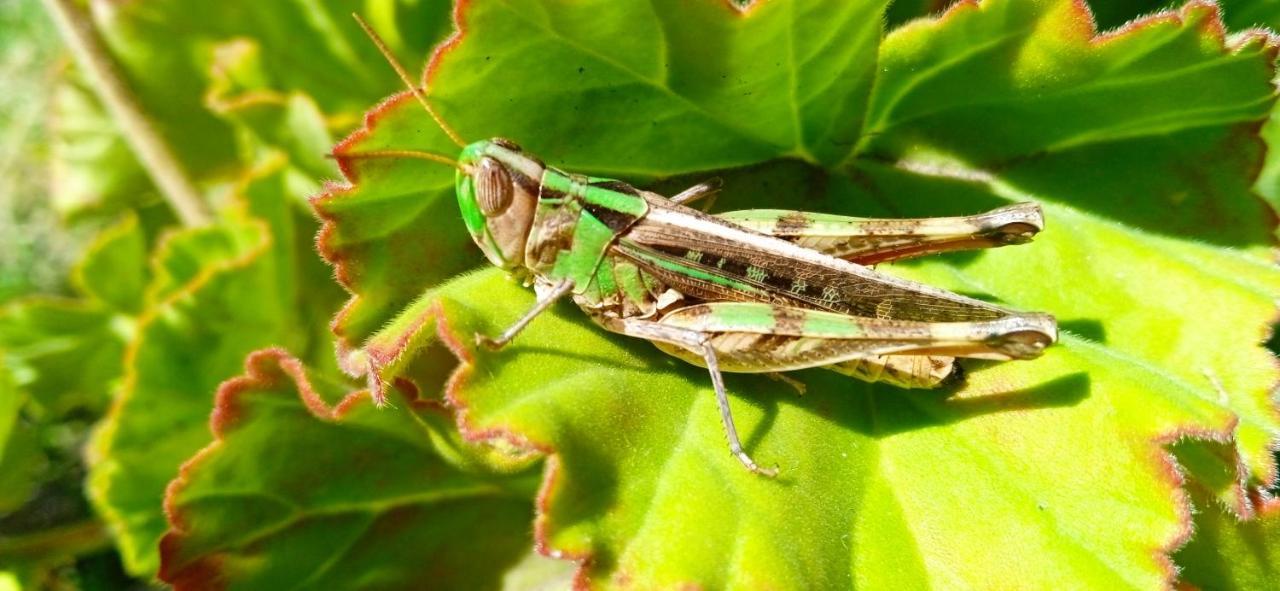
[456,138,545,270]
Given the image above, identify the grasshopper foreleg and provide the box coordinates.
[598,316,779,478]
[476,278,574,350]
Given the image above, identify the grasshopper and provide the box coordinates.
[348,17,1057,476]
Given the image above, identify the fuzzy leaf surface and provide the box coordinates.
[1174,484,1280,589]
[314,0,1280,588]
[158,349,537,590]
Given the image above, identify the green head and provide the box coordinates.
[455,138,546,270]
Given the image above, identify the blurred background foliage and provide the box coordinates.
[0,0,1278,589]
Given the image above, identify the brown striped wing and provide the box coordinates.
[615,198,1016,323]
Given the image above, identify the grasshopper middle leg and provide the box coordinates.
[597,316,779,477]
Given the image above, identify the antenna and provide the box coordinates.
[353,13,466,147]
[328,149,465,171]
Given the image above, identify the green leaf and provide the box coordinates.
[886,0,960,28]
[430,0,890,170]
[94,0,452,164]
[0,298,123,417]
[1086,1,1280,32]
[1174,482,1280,589]
[1219,0,1280,30]
[69,1,458,573]
[317,0,1280,587]
[0,364,21,458]
[858,0,1280,496]
[0,364,45,514]
[0,226,134,419]
[73,213,148,315]
[158,349,539,590]
[47,72,163,221]
[87,161,339,576]
[202,37,339,182]
[49,0,455,221]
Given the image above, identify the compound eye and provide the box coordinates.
[491,137,521,151]
[476,157,513,216]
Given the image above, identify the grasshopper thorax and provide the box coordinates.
[456,138,545,270]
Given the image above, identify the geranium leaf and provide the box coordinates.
[0,215,145,415]
[47,74,162,221]
[158,349,538,590]
[1173,481,1280,589]
[73,213,147,314]
[0,365,44,515]
[313,0,1280,587]
[427,0,891,170]
[86,161,335,576]
[50,0,455,221]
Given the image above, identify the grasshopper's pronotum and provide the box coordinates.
[347,16,1057,476]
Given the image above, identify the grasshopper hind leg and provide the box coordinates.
[595,316,778,477]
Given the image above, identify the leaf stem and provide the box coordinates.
[41,0,212,227]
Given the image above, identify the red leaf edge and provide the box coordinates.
[307,0,1280,587]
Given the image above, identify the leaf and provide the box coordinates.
[0,214,146,415]
[857,0,1280,499]
[1219,0,1280,30]
[66,1,458,574]
[886,0,961,28]
[0,364,45,515]
[95,0,452,161]
[317,0,1280,587]
[1174,482,1280,589]
[158,349,538,590]
[0,298,124,417]
[73,213,148,315]
[1087,1,1280,32]
[203,37,339,182]
[86,160,340,576]
[49,0,454,221]
[429,0,890,170]
[47,72,164,221]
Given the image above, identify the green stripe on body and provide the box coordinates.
[540,170,647,216]
[620,243,763,296]
[580,184,647,216]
